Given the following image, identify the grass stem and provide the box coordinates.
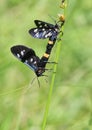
[41,1,67,129]
[41,40,62,130]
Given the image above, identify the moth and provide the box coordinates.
[11,45,46,77]
[29,16,65,41]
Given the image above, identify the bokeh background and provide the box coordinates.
[0,0,92,130]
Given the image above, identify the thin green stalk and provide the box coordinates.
[41,40,62,130]
[41,1,67,129]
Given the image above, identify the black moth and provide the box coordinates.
[11,45,46,77]
[29,19,64,40]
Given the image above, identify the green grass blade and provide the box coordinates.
[41,40,62,130]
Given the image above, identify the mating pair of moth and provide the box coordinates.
[11,15,65,77]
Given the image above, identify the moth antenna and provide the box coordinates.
[31,75,40,87]
[31,76,37,85]
[37,77,40,87]
[41,74,48,77]
[48,14,57,24]
[44,78,48,83]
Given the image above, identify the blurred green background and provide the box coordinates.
[0,0,92,130]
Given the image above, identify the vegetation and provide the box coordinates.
[0,0,92,130]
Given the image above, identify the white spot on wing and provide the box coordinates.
[55,28,58,32]
[38,22,41,24]
[45,24,47,27]
[42,28,45,31]
[45,32,52,38]
[39,25,42,28]
[35,32,39,38]
[49,29,52,31]
[30,58,33,62]
[25,60,28,63]
[42,31,47,37]
[34,29,38,33]
[17,53,20,58]
[34,61,36,64]
[48,32,52,36]
[45,34,48,38]
[21,50,25,56]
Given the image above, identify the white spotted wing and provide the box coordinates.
[11,45,40,71]
[29,20,59,39]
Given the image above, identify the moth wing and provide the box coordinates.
[11,45,40,71]
[34,20,55,28]
[29,28,54,39]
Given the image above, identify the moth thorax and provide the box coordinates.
[36,68,45,76]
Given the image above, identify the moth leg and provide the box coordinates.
[44,61,58,64]
[57,37,62,41]
[45,68,53,71]
[59,30,63,36]
[45,68,56,74]
[41,74,48,77]
[57,30,63,41]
